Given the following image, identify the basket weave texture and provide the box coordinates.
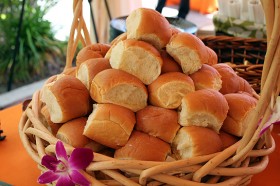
[200,36,266,93]
[19,0,280,185]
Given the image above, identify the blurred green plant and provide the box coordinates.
[0,0,67,92]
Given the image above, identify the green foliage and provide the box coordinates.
[0,0,67,91]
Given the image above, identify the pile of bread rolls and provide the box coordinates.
[40,8,257,162]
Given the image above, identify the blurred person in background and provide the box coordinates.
[155,0,190,19]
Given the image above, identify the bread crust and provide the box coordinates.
[126,8,172,50]
[114,131,171,161]
[83,103,136,149]
[189,64,222,90]
[56,117,90,148]
[222,93,257,136]
[219,131,239,150]
[160,50,182,74]
[76,43,110,67]
[41,75,91,123]
[40,105,62,135]
[205,46,218,65]
[136,105,180,143]
[109,39,163,85]
[213,64,254,95]
[148,72,195,109]
[166,32,208,74]
[172,126,223,159]
[76,58,111,89]
[90,69,148,112]
[179,89,229,133]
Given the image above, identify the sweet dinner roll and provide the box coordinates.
[41,75,91,123]
[76,43,110,67]
[90,69,148,112]
[148,72,195,109]
[40,105,62,135]
[237,76,255,95]
[126,8,172,50]
[109,39,163,85]
[213,63,254,95]
[136,106,180,143]
[172,126,223,159]
[114,131,171,161]
[105,32,127,60]
[83,104,135,149]
[222,93,257,137]
[110,32,127,46]
[179,89,229,133]
[189,64,222,91]
[219,131,239,150]
[76,58,111,90]
[160,50,182,74]
[171,27,181,35]
[56,117,90,148]
[205,46,218,65]
[166,32,208,74]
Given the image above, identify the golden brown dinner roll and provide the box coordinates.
[90,69,148,112]
[213,63,254,95]
[212,63,239,94]
[76,58,111,89]
[219,131,239,150]
[237,76,255,95]
[205,46,218,65]
[76,43,110,67]
[126,8,172,50]
[40,105,62,135]
[83,103,136,149]
[148,72,195,109]
[178,89,229,133]
[189,64,222,91]
[56,117,90,148]
[166,32,208,74]
[110,32,127,46]
[114,131,171,161]
[84,140,106,153]
[105,32,127,59]
[136,105,180,143]
[172,126,223,159]
[109,39,163,85]
[222,93,257,137]
[160,50,182,74]
[41,75,91,123]
[171,27,181,35]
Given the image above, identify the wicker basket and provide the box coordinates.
[200,36,266,93]
[19,0,280,185]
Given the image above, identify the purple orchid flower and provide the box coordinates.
[259,99,280,136]
[260,120,280,136]
[38,141,93,186]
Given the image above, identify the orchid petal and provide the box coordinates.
[260,120,280,136]
[69,148,93,170]
[56,175,75,186]
[70,169,91,186]
[56,141,68,161]
[38,170,59,184]
[41,155,59,171]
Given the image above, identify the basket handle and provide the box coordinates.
[64,0,91,71]
[236,0,280,160]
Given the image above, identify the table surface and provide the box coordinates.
[0,103,279,186]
